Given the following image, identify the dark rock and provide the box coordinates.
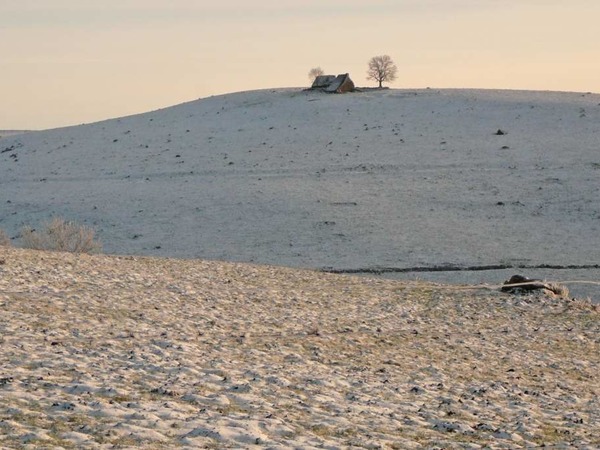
[502,274,543,292]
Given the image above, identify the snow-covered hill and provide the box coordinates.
[1,88,599,297]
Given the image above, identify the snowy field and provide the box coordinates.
[1,247,598,448]
[1,88,599,300]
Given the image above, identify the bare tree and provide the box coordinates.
[366,55,397,88]
[308,67,324,82]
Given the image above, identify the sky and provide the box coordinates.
[2,0,600,130]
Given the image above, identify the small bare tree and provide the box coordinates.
[308,67,325,82]
[367,55,397,88]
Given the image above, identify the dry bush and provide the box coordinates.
[0,229,10,247]
[21,218,101,254]
[545,282,569,298]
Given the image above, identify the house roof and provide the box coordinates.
[312,75,338,89]
[310,74,354,93]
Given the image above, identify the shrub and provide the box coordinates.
[0,229,10,247]
[21,217,102,254]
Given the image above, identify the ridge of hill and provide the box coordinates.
[0,130,29,139]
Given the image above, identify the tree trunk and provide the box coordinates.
[378,80,383,88]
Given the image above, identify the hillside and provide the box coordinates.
[1,88,599,298]
[0,247,598,448]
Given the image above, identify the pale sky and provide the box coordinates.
[2,0,600,129]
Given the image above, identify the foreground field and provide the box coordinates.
[0,247,599,449]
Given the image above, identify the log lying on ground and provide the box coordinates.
[501,274,569,297]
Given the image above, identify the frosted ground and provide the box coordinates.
[1,88,599,299]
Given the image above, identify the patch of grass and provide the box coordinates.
[104,435,142,447]
[46,433,78,449]
[310,423,334,437]
[535,425,573,444]
[5,411,46,428]
[111,394,135,403]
